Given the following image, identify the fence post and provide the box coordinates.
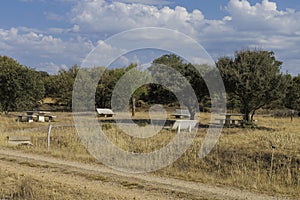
[269,146,275,184]
[130,136,134,153]
[47,123,53,150]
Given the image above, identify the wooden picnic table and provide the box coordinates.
[18,111,55,123]
[164,119,198,133]
[225,113,244,127]
[24,111,37,123]
[171,109,191,119]
[96,108,115,117]
[216,113,245,127]
[36,111,51,122]
[7,136,33,146]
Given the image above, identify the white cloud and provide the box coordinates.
[0,27,94,74]
[69,0,205,36]
[223,16,232,21]
[112,0,171,6]
[72,24,80,32]
[218,0,300,74]
[225,0,300,33]
[45,12,65,21]
[3,0,300,75]
[39,62,68,74]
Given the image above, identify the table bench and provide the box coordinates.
[17,114,37,123]
[171,109,191,119]
[215,114,245,127]
[17,111,56,122]
[7,136,33,146]
[36,111,51,122]
[45,115,56,122]
[165,120,198,133]
[17,115,23,122]
[96,108,116,117]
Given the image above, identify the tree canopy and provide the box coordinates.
[284,74,300,111]
[0,50,298,125]
[150,54,209,119]
[217,49,288,121]
[0,56,44,113]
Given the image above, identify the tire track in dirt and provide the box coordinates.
[0,148,291,200]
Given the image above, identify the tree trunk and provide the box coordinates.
[244,111,250,122]
[187,106,196,120]
[250,110,256,122]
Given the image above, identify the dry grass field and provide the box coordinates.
[0,111,299,199]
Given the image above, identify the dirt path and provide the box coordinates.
[0,148,291,200]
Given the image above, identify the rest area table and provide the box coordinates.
[24,111,36,123]
[171,109,191,119]
[225,113,245,127]
[18,111,55,123]
[216,113,245,127]
[36,111,51,122]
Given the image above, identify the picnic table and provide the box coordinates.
[7,136,33,146]
[24,111,36,123]
[216,113,245,127]
[36,111,50,122]
[96,108,115,117]
[17,111,55,123]
[171,109,191,119]
[164,119,198,133]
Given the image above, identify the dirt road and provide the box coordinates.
[0,148,291,200]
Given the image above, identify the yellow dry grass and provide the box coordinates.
[0,112,299,198]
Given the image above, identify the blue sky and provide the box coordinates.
[0,0,300,75]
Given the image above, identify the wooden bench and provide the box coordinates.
[96,108,115,117]
[215,118,225,125]
[237,119,245,125]
[165,120,198,133]
[17,111,55,123]
[45,115,56,122]
[27,115,38,123]
[17,115,23,122]
[214,118,245,127]
[16,114,37,123]
[171,109,191,119]
[7,136,33,146]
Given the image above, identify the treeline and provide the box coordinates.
[0,49,299,121]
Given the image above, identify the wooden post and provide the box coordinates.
[130,136,134,152]
[269,146,275,184]
[290,110,294,122]
[47,123,52,151]
[131,97,136,117]
[177,123,181,134]
[225,115,230,127]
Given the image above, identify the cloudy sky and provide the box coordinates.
[0,0,300,75]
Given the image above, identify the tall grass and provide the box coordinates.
[0,112,299,198]
[0,168,117,199]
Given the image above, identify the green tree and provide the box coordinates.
[0,55,45,112]
[95,64,149,116]
[150,54,209,119]
[148,54,182,105]
[110,64,151,116]
[96,67,127,108]
[284,74,300,111]
[217,49,288,122]
[56,65,79,110]
[43,74,59,98]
